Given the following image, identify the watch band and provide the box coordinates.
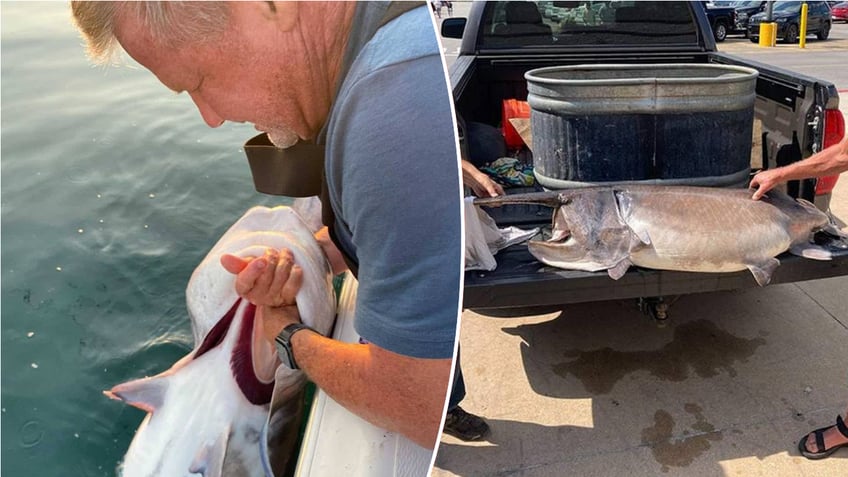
[274,323,319,370]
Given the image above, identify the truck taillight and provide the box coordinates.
[816,108,846,195]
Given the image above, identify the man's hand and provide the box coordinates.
[751,134,848,201]
[220,249,303,340]
[461,159,504,198]
[749,169,783,200]
[469,172,505,198]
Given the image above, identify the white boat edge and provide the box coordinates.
[295,272,434,477]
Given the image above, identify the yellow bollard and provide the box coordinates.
[799,3,808,48]
[758,23,776,47]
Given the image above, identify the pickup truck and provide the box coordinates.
[700,1,738,41]
[442,0,848,316]
[713,0,768,37]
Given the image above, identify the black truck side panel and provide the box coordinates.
[464,245,848,311]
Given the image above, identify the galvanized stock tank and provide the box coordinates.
[525,64,759,189]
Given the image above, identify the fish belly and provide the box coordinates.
[120,346,269,477]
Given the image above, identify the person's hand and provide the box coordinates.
[472,174,505,198]
[749,169,783,200]
[462,159,504,198]
[220,249,303,340]
[221,248,302,306]
[468,170,505,198]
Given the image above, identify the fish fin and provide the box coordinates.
[614,190,648,246]
[795,197,819,211]
[746,258,780,286]
[820,222,848,240]
[265,370,308,476]
[607,259,632,280]
[789,243,833,261]
[189,429,229,477]
[632,228,651,246]
[105,376,169,413]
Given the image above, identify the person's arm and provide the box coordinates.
[461,159,504,198]
[220,250,451,449]
[253,47,460,450]
[750,134,848,200]
[284,325,451,449]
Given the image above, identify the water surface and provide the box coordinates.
[2,3,283,475]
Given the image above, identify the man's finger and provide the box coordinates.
[221,253,251,274]
[250,249,279,295]
[489,183,504,197]
[272,250,295,300]
[749,178,768,200]
[234,257,268,297]
[280,265,304,304]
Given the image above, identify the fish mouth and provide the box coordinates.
[194,299,276,405]
[531,218,586,261]
[529,208,607,268]
[547,206,574,244]
[548,226,572,244]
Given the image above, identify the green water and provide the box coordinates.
[1,3,286,475]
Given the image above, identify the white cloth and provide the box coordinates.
[464,197,538,271]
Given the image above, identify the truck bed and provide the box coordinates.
[451,1,845,311]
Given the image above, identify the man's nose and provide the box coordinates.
[190,93,224,128]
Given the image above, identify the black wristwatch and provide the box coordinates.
[274,323,319,370]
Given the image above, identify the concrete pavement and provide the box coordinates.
[434,9,848,477]
[437,282,847,476]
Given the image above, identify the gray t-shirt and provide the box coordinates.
[323,5,461,359]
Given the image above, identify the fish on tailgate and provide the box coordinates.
[476,185,844,286]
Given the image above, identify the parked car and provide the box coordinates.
[832,2,848,21]
[700,1,737,41]
[748,1,833,43]
[727,0,768,35]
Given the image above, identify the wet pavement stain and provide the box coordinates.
[641,403,722,473]
[551,320,766,394]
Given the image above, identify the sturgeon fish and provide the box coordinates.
[476,185,844,286]
[106,206,336,477]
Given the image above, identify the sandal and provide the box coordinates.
[797,414,848,460]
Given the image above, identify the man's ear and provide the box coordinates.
[229,2,299,34]
[266,1,299,32]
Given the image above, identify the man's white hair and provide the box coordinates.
[71,1,229,64]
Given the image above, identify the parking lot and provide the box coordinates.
[435,9,848,477]
[717,21,848,89]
